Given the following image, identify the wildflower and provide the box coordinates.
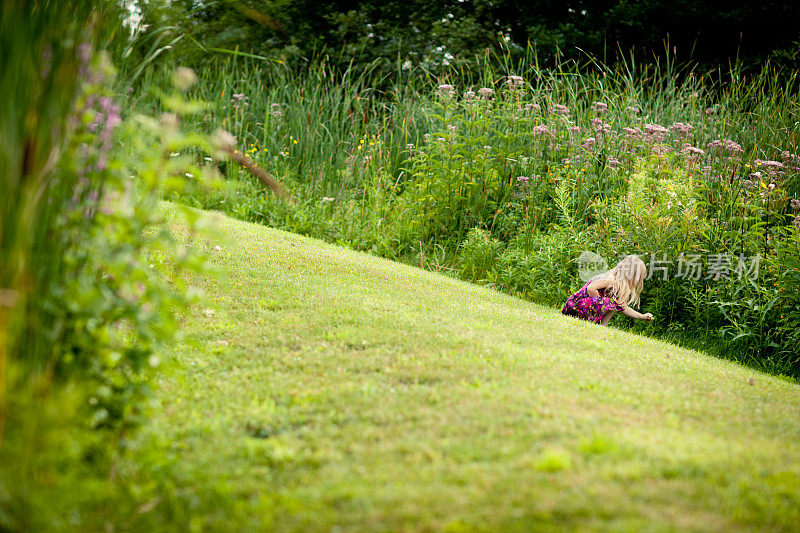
[781,151,800,171]
[463,90,476,101]
[626,105,640,114]
[516,176,530,185]
[623,127,643,140]
[794,215,800,228]
[722,139,743,154]
[679,146,705,158]
[423,133,431,142]
[790,198,800,211]
[321,197,335,203]
[524,103,541,113]
[743,179,755,190]
[551,104,570,116]
[643,123,669,142]
[270,103,283,118]
[607,156,621,168]
[483,145,491,151]
[591,121,613,142]
[754,159,784,170]
[214,245,222,252]
[531,125,552,137]
[231,93,249,110]
[591,101,608,113]
[478,87,494,98]
[437,84,455,98]
[506,75,524,86]
[652,144,672,156]
[406,143,415,150]
[671,122,693,138]
[567,126,581,136]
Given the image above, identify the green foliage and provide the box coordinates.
[458,228,503,283]
[163,50,800,376]
[137,0,800,76]
[0,3,219,528]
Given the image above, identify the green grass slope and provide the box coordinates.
[146,209,800,531]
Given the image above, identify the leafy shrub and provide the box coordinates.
[458,228,503,282]
[0,4,219,527]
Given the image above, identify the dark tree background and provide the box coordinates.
[136,0,800,73]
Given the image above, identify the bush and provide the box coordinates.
[0,3,219,527]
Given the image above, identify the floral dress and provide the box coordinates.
[561,281,624,323]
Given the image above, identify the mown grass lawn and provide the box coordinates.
[144,209,800,531]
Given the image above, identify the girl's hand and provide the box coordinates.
[641,312,654,321]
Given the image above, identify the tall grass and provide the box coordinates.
[133,45,800,375]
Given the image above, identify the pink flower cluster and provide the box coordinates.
[644,123,669,143]
[671,122,693,139]
[437,84,455,98]
[707,139,743,154]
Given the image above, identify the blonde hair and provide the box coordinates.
[592,254,647,307]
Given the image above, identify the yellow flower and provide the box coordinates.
[293,139,298,144]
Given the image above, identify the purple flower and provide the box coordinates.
[506,75,524,86]
[671,122,693,138]
[708,139,742,154]
[623,127,643,140]
[755,159,784,170]
[437,84,455,98]
[478,87,494,98]
[679,145,705,158]
[607,156,621,168]
[644,124,669,143]
[551,104,570,116]
[722,139,743,153]
[790,198,800,211]
[524,103,541,113]
[652,144,672,156]
[531,125,552,137]
[516,176,531,185]
[591,101,608,113]
[463,90,476,101]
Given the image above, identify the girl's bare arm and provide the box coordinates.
[586,278,612,298]
[620,305,653,321]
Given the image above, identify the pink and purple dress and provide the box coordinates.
[561,281,624,323]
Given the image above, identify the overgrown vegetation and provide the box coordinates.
[158,50,800,377]
[0,2,217,529]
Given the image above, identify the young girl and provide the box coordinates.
[562,254,654,325]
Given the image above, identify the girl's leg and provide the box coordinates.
[600,310,615,326]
